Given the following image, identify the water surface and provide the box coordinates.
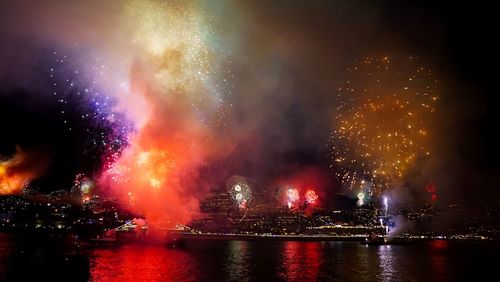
[1,232,498,281]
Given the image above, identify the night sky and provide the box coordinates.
[0,0,498,214]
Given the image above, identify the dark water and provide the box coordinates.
[1,232,499,281]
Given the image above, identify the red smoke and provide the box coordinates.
[99,63,224,228]
[425,182,438,203]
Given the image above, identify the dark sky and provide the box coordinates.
[393,1,499,198]
[1,0,498,203]
[382,1,499,201]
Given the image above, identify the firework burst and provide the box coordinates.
[304,189,319,205]
[226,176,252,209]
[331,55,439,194]
[125,0,231,126]
[277,186,300,209]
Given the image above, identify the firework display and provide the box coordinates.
[71,174,95,196]
[286,188,300,209]
[0,1,454,235]
[277,186,301,209]
[226,176,252,209]
[124,0,230,125]
[93,0,231,225]
[331,56,439,194]
[1,2,495,280]
[47,50,133,185]
[304,190,319,205]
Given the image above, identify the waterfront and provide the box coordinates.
[1,232,498,281]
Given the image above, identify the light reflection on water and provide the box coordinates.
[279,241,321,281]
[225,240,250,281]
[377,245,397,281]
[1,233,499,281]
[89,245,200,282]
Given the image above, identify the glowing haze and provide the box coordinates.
[0,0,231,226]
[3,0,493,226]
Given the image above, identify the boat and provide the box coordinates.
[362,233,421,245]
[89,229,118,247]
[165,232,186,249]
[362,233,389,245]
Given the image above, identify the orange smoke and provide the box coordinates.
[0,146,49,195]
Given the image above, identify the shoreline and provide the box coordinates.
[171,232,493,242]
[1,230,494,243]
